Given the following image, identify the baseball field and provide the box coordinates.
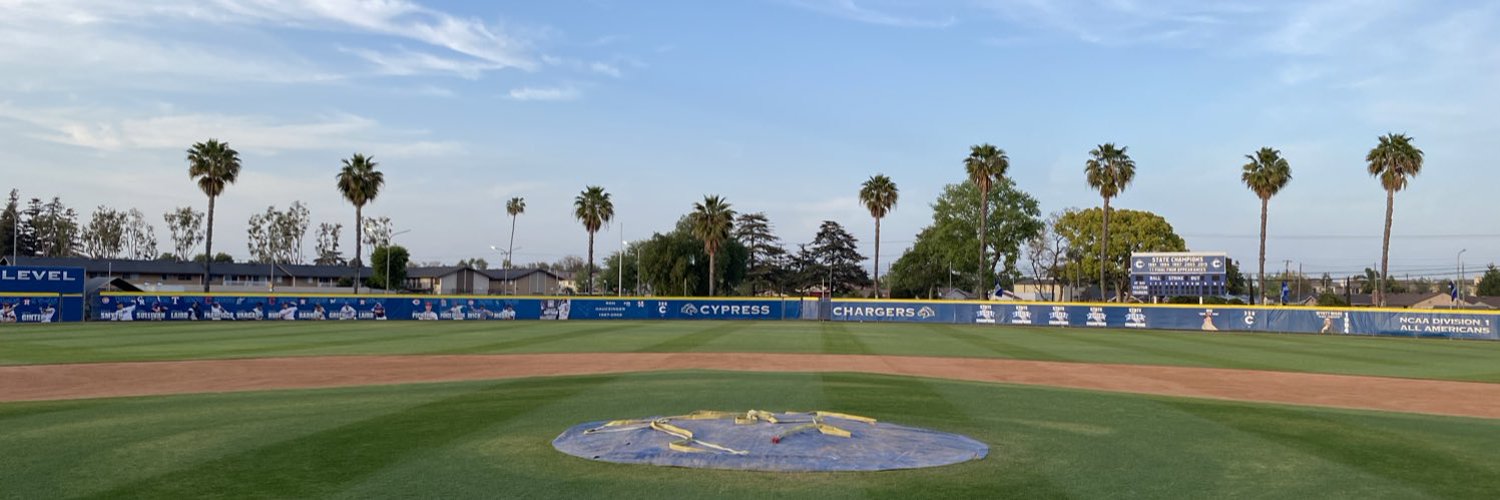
[3,321,1499,498]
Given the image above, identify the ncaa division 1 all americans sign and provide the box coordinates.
[1130,252,1228,297]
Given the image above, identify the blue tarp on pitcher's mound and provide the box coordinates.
[551,410,988,472]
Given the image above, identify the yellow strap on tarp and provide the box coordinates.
[651,420,695,440]
[816,411,876,425]
[816,423,852,438]
[735,409,779,425]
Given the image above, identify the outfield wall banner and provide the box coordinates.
[92,294,799,322]
[86,293,1497,340]
[0,294,65,323]
[828,300,1499,340]
[0,266,85,323]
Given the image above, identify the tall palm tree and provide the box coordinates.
[336,153,385,295]
[859,175,898,299]
[1241,147,1293,305]
[186,139,241,293]
[573,186,614,294]
[689,195,736,296]
[505,197,526,268]
[1366,133,1424,307]
[1084,143,1136,301]
[964,144,1009,298]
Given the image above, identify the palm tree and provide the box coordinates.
[186,139,241,293]
[964,144,1009,298]
[573,186,614,294]
[505,197,526,268]
[336,153,385,295]
[859,175,898,299]
[1241,147,1293,305]
[1084,143,1136,301]
[1366,133,1424,307]
[689,195,736,296]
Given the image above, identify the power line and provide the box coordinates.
[1183,233,1500,240]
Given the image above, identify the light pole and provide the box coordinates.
[385,229,411,294]
[1458,248,1467,307]
[490,245,522,295]
[619,237,627,297]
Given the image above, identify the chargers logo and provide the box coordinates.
[681,304,699,316]
[918,306,936,319]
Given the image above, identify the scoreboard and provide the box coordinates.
[1130,252,1228,297]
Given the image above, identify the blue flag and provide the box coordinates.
[1280,281,1290,304]
[1449,281,1459,300]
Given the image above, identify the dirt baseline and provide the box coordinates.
[2,353,1498,419]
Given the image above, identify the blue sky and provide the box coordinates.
[1,0,1496,280]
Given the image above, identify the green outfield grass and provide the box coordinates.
[3,320,1500,382]
[3,371,1497,499]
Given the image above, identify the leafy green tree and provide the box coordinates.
[1357,267,1407,294]
[336,153,385,294]
[505,197,525,268]
[1241,147,1292,305]
[1053,207,1186,296]
[573,186,614,294]
[82,206,127,259]
[964,144,1009,297]
[1366,133,1424,306]
[1476,265,1500,297]
[163,206,204,263]
[734,212,787,295]
[26,197,80,258]
[808,221,868,296]
[192,252,235,263]
[314,222,344,266]
[1084,143,1136,300]
[0,189,20,259]
[859,174,898,299]
[1317,291,1350,307]
[1225,259,1248,296]
[628,217,748,296]
[187,139,241,292]
[370,245,410,291]
[689,195,736,296]
[884,179,1042,298]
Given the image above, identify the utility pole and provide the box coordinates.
[1458,248,1467,308]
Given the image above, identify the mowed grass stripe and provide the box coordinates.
[7,372,1496,498]
[922,324,1069,360]
[634,321,748,352]
[820,322,875,355]
[4,321,1500,382]
[1163,400,1497,499]
[88,375,620,499]
[426,322,650,354]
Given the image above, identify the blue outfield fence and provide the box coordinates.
[828,300,1500,340]
[93,294,801,322]
[0,266,86,323]
[88,293,1500,340]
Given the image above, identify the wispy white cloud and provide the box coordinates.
[507,86,581,102]
[0,102,461,156]
[973,0,1255,46]
[781,0,957,28]
[0,0,551,85]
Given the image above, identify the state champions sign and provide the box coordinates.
[1130,252,1228,297]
